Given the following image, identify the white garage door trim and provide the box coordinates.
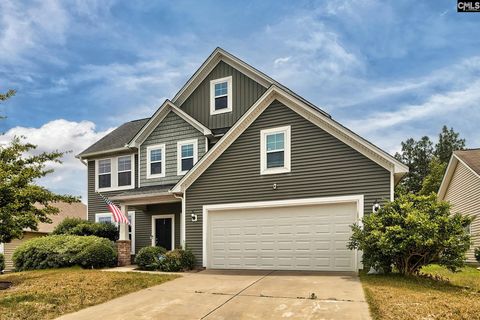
[202,194,364,270]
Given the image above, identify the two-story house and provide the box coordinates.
[77,48,408,272]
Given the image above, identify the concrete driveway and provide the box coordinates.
[57,270,371,320]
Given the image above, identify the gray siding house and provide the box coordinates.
[77,48,408,271]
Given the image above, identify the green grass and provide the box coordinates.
[0,267,178,320]
[360,265,480,320]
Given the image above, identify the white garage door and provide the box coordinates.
[206,201,358,271]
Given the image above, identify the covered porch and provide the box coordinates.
[110,186,185,258]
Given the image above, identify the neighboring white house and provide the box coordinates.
[438,149,480,263]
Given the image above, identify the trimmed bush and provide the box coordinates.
[134,246,167,271]
[12,235,117,271]
[0,253,4,271]
[53,217,118,241]
[348,193,472,275]
[135,247,195,272]
[475,247,480,263]
[160,249,195,272]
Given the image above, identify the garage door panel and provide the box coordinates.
[207,201,358,271]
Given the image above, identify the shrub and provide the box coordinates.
[13,235,117,271]
[348,193,472,275]
[160,249,195,272]
[135,247,195,272]
[0,253,4,271]
[475,247,480,263]
[53,218,118,241]
[135,246,167,271]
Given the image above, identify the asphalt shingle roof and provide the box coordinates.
[78,118,149,157]
[455,149,480,176]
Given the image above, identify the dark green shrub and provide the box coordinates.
[0,253,4,271]
[475,247,480,263]
[53,218,118,241]
[348,193,472,275]
[135,246,167,270]
[13,235,117,271]
[160,249,196,272]
[52,218,84,235]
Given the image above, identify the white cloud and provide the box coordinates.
[0,0,69,66]
[0,119,113,203]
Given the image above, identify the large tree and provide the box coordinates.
[395,126,465,194]
[395,136,433,194]
[0,90,78,243]
[434,125,466,165]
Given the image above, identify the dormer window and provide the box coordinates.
[210,76,232,115]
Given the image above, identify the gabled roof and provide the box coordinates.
[172,47,330,118]
[77,118,148,158]
[171,85,409,193]
[127,100,212,148]
[438,149,480,199]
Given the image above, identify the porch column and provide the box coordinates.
[117,204,131,266]
[119,204,129,240]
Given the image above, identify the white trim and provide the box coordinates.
[95,211,135,254]
[177,139,198,176]
[0,242,4,255]
[171,85,408,193]
[202,195,364,270]
[210,76,233,115]
[128,100,212,148]
[151,214,175,250]
[146,143,166,179]
[181,190,186,248]
[260,125,291,175]
[95,154,135,192]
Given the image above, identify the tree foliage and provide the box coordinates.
[395,137,433,194]
[0,137,78,243]
[395,127,465,194]
[0,89,16,102]
[348,193,472,275]
[419,158,447,195]
[434,125,466,164]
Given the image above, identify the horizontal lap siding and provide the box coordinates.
[444,163,480,262]
[140,112,206,187]
[180,61,267,129]
[185,100,391,266]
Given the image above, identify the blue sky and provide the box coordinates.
[1,0,479,202]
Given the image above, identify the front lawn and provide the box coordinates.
[360,265,480,320]
[0,267,178,320]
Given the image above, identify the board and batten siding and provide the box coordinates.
[444,162,480,262]
[185,100,391,265]
[180,61,267,129]
[87,158,181,252]
[139,111,207,187]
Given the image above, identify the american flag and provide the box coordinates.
[98,193,130,224]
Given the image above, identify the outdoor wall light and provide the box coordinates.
[191,211,198,222]
[372,200,381,213]
[273,183,277,190]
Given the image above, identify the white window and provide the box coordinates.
[96,155,135,191]
[177,139,198,175]
[98,159,112,189]
[146,144,166,179]
[117,156,132,186]
[260,126,291,175]
[95,211,135,254]
[210,76,232,115]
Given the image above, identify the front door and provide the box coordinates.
[154,217,172,250]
